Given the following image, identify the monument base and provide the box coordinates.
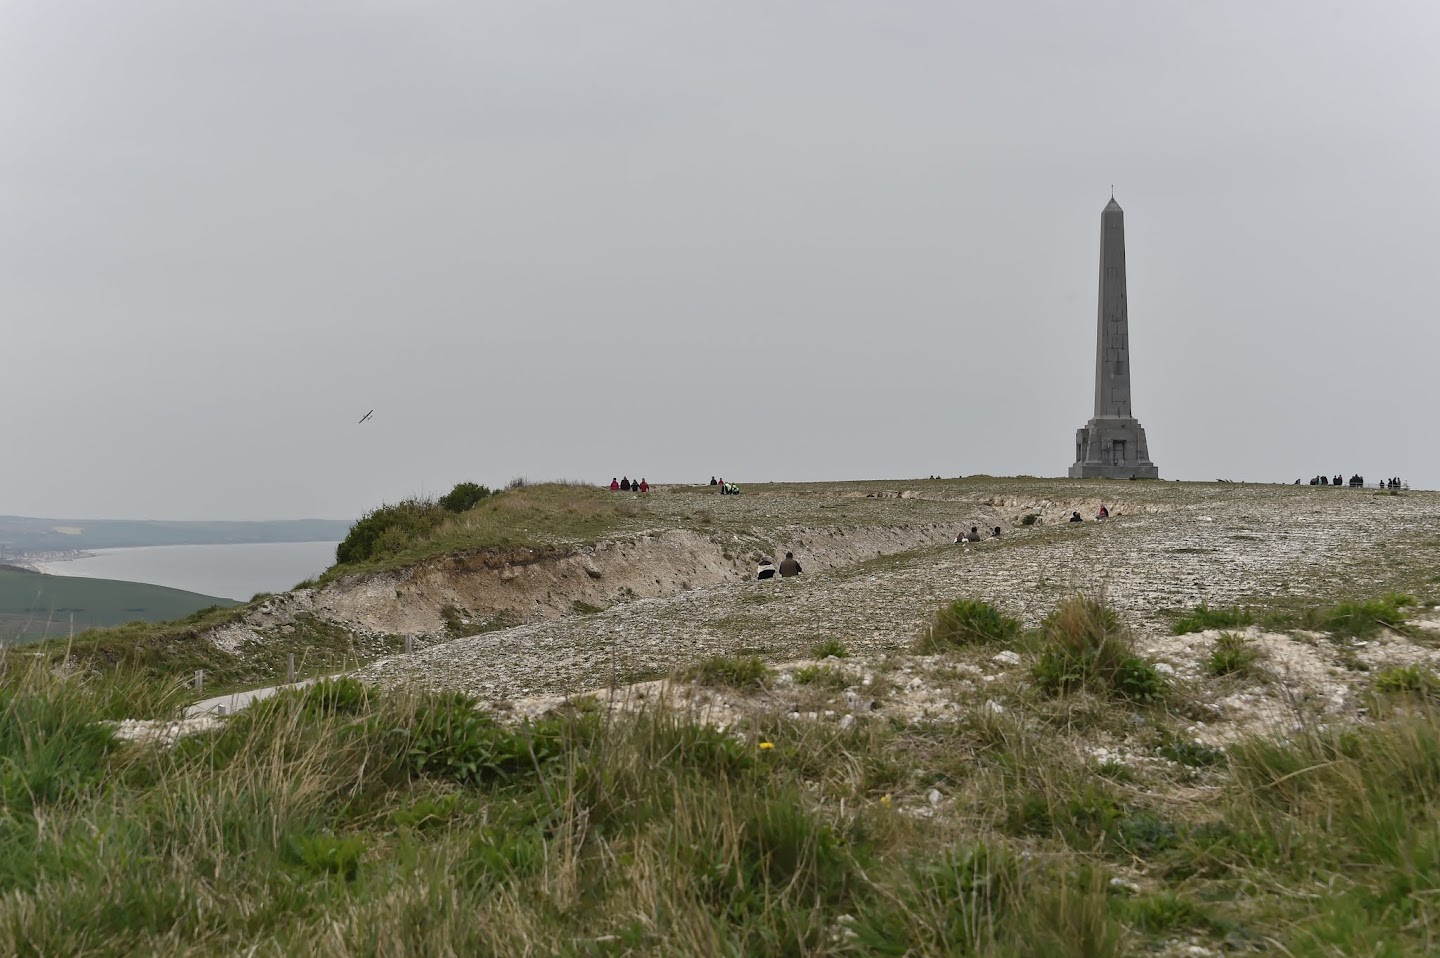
[1068,418,1159,479]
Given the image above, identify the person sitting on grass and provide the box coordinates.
[1097,504,1110,521]
[990,526,1002,538]
[1070,511,1083,523]
[778,552,802,577]
[756,558,777,580]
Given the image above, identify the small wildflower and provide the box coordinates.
[880,794,892,807]
[759,741,775,750]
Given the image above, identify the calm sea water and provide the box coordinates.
[37,541,340,601]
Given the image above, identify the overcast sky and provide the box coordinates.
[3,1,1437,520]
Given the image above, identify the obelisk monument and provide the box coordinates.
[1068,196,1160,479]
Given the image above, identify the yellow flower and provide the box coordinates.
[880,794,892,807]
[758,741,775,750]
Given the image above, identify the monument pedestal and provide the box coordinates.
[1069,417,1158,479]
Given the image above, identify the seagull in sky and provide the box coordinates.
[358,410,374,424]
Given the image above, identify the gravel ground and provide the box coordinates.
[356,483,1440,703]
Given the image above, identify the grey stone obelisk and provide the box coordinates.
[1068,197,1159,479]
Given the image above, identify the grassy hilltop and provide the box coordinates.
[6,477,1440,955]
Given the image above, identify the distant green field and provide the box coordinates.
[0,566,238,643]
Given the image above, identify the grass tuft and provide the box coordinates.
[1310,592,1416,638]
[686,655,770,689]
[1206,632,1261,677]
[792,664,855,689]
[809,637,850,659]
[916,599,1022,653]
[1373,665,1440,699]
[1172,602,1254,635]
[1032,595,1165,702]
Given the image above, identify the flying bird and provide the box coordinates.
[358,410,374,424]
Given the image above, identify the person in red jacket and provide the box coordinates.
[609,478,620,491]
[639,479,649,493]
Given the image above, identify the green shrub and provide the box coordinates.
[1021,514,1039,526]
[1315,592,1415,638]
[463,825,547,886]
[686,655,769,689]
[1157,739,1226,768]
[440,605,470,637]
[407,694,565,787]
[1374,665,1440,699]
[389,794,468,830]
[297,677,370,716]
[809,638,850,659]
[1114,892,1219,933]
[1206,632,1260,677]
[1172,603,1253,635]
[285,833,365,881]
[335,498,446,565]
[1033,595,1165,702]
[792,664,854,689]
[917,599,1021,653]
[438,481,492,513]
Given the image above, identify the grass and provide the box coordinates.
[1206,631,1261,677]
[1172,602,1254,635]
[792,664,855,689]
[1308,592,1416,637]
[1032,595,1166,702]
[25,606,403,702]
[915,599,1021,653]
[8,638,1440,954]
[684,654,770,689]
[809,637,850,659]
[1374,664,1440,700]
[322,483,641,582]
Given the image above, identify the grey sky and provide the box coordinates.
[3,1,1437,520]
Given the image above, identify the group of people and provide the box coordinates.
[709,476,741,495]
[1071,504,1110,522]
[956,526,1003,543]
[1301,474,1407,489]
[756,552,803,580]
[608,477,649,493]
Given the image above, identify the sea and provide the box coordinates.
[34,541,340,602]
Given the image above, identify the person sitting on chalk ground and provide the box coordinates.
[778,552,802,577]
[990,526,1002,539]
[1070,511,1084,523]
[756,558,777,580]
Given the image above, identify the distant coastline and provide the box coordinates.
[0,515,353,560]
[29,541,340,602]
